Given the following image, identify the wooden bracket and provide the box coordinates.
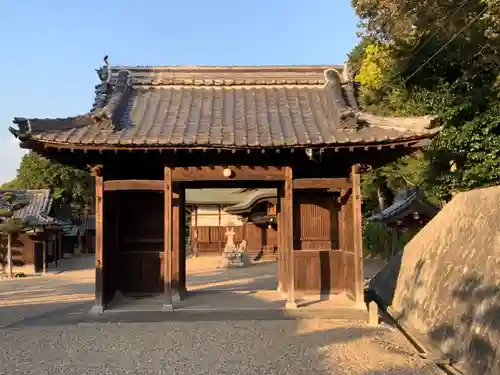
[89,164,104,177]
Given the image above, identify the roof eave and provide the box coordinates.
[19,133,438,151]
[369,193,440,223]
[224,192,277,214]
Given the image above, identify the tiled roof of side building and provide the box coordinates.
[185,188,276,206]
[9,60,439,148]
[224,190,277,214]
[369,187,441,222]
[0,189,58,226]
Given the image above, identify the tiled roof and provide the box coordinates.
[185,188,275,206]
[224,190,276,214]
[10,63,439,148]
[0,189,58,226]
[185,189,246,205]
[369,187,440,223]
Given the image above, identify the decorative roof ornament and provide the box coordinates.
[90,68,132,131]
[96,55,110,83]
[341,61,354,83]
[89,56,133,131]
[341,62,360,111]
[323,68,361,130]
[8,118,32,140]
[92,55,112,112]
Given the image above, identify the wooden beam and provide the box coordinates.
[172,166,286,181]
[351,164,364,304]
[103,179,164,191]
[284,166,297,309]
[163,166,174,311]
[292,178,350,190]
[91,168,104,314]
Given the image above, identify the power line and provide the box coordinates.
[406,0,471,63]
[403,2,493,84]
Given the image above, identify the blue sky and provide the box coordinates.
[0,0,359,183]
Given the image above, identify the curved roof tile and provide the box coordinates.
[10,63,439,148]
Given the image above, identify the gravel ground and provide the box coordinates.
[0,318,442,375]
[0,265,94,328]
[0,256,443,374]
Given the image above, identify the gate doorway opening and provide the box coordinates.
[186,186,278,289]
[178,183,284,311]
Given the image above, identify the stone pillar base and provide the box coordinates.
[172,291,181,302]
[89,304,104,316]
[162,303,174,312]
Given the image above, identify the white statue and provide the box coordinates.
[224,227,236,252]
[219,226,251,268]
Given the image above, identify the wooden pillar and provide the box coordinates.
[90,165,104,314]
[276,186,284,294]
[58,234,62,261]
[42,240,47,274]
[172,186,186,300]
[59,234,63,259]
[172,187,180,301]
[284,166,297,309]
[178,188,187,297]
[351,164,364,305]
[193,207,199,258]
[338,189,346,250]
[218,205,222,254]
[163,166,174,311]
[55,233,60,266]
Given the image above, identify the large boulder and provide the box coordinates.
[372,186,500,375]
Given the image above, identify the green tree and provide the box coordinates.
[8,152,94,219]
[350,0,500,210]
[0,180,19,189]
[350,0,500,256]
[0,191,32,277]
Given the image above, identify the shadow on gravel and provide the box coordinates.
[0,256,438,374]
[186,261,278,291]
[0,300,94,329]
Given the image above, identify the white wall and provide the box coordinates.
[192,205,244,227]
